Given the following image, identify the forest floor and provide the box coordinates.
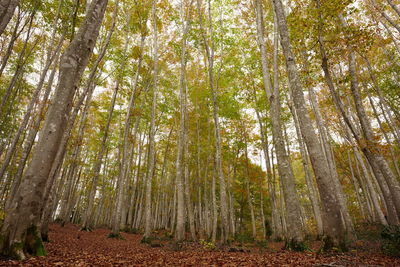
[0,223,399,266]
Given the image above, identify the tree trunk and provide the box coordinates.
[175,0,191,241]
[81,1,119,230]
[0,0,20,36]
[272,0,346,249]
[288,100,324,237]
[0,0,108,259]
[255,0,304,247]
[197,0,229,242]
[143,0,158,240]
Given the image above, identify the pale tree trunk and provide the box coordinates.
[227,163,236,236]
[117,4,146,231]
[41,62,102,226]
[371,0,400,33]
[108,13,136,236]
[386,0,400,18]
[0,10,35,117]
[4,44,62,208]
[197,0,229,242]
[362,55,400,146]
[0,7,23,78]
[175,0,192,241]
[354,148,388,225]
[256,0,304,246]
[211,165,217,243]
[307,84,354,237]
[340,116,395,225]
[81,1,119,230]
[143,0,158,239]
[0,0,20,36]
[243,135,256,239]
[317,8,399,225]
[368,94,400,177]
[260,190,266,239]
[288,100,324,237]
[272,0,346,249]
[86,84,119,229]
[253,97,283,239]
[347,151,367,221]
[341,14,400,217]
[0,0,108,259]
[184,99,196,240]
[351,150,376,222]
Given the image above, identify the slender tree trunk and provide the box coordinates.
[272,0,346,249]
[256,0,304,246]
[386,0,400,18]
[175,0,191,241]
[197,0,229,242]
[0,0,108,259]
[342,15,400,217]
[143,0,158,239]
[288,100,324,237]
[81,1,119,230]
[0,0,20,36]
[243,135,256,239]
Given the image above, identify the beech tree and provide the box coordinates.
[0,0,399,260]
[0,0,108,259]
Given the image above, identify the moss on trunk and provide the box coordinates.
[107,232,124,240]
[26,225,46,256]
[284,238,308,252]
[321,235,348,253]
[1,225,45,260]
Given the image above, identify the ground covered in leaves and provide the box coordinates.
[1,224,399,266]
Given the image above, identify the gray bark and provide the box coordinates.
[0,0,108,259]
[272,0,346,247]
[143,0,158,239]
[256,0,304,244]
[0,0,20,36]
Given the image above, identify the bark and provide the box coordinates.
[368,94,400,177]
[255,0,304,246]
[386,0,400,18]
[175,0,191,241]
[252,83,283,240]
[0,35,63,196]
[197,0,229,242]
[243,136,256,239]
[371,0,400,33]
[272,0,346,249]
[0,0,108,259]
[81,0,119,230]
[7,53,59,208]
[354,148,387,224]
[143,0,158,239]
[341,15,400,217]
[0,0,20,36]
[362,55,400,146]
[316,9,398,225]
[288,100,324,237]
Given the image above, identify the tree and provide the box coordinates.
[272,0,347,250]
[0,0,20,36]
[0,0,108,259]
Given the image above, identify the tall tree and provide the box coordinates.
[0,0,20,36]
[143,0,158,240]
[272,0,347,249]
[0,0,108,259]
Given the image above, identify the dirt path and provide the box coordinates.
[0,224,398,266]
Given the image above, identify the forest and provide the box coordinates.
[0,0,400,265]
